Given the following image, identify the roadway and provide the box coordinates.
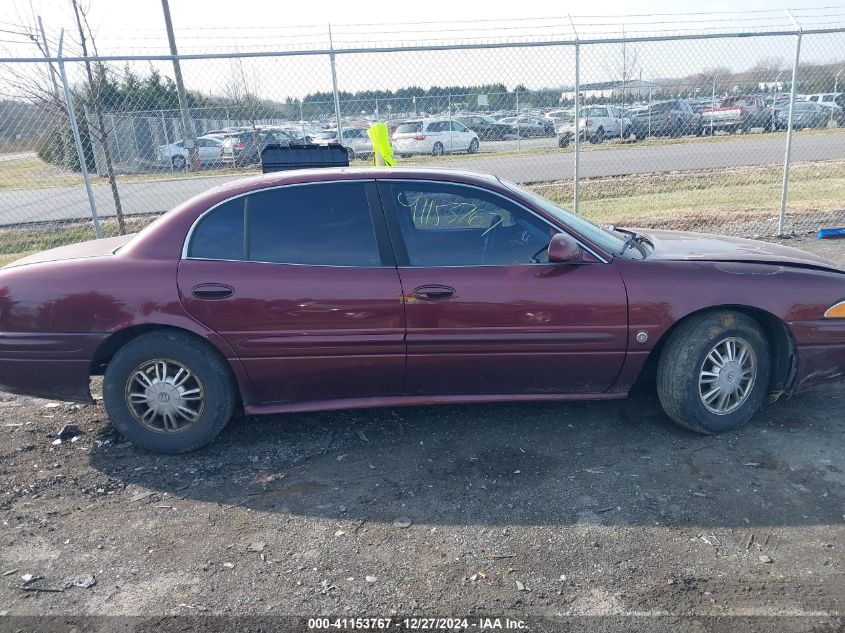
[1,131,843,225]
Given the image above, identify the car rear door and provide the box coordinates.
[377,179,628,396]
[177,180,406,406]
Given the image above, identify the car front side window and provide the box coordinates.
[385,182,555,267]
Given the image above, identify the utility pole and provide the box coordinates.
[161,0,197,170]
[37,16,61,102]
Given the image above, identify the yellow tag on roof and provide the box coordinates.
[367,122,397,167]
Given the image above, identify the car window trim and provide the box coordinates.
[375,178,609,267]
[181,179,394,268]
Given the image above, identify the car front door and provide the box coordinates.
[377,179,628,396]
[177,180,406,406]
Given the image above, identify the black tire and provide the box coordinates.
[104,330,237,453]
[622,126,631,139]
[468,138,479,154]
[432,142,445,156]
[590,128,604,144]
[171,154,187,170]
[558,136,570,148]
[656,310,771,435]
[346,147,356,161]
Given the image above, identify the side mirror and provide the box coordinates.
[547,232,583,264]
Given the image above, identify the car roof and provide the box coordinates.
[207,166,500,197]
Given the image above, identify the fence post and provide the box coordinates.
[515,88,521,151]
[83,103,104,176]
[57,30,102,239]
[778,11,802,237]
[328,25,344,145]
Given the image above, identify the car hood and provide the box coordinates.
[637,228,842,272]
[5,234,135,268]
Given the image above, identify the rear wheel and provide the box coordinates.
[346,147,356,161]
[590,128,604,144]
[104,330,237,453]
[558,135,570,148]
[656,311,770,434]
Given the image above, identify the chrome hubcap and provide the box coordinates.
[125,359,204,433]
[698,337,756,415]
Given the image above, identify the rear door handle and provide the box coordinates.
[191,283,234,300]
[412,285,455,301]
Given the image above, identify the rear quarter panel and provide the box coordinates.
[0,254,249,403]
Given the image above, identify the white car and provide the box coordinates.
[314,128,375,160]
[392,118,479,156]
[556,106,631,145]
[805,93,841,108]
[157,135,223,169]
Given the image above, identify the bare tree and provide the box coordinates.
[224,58,263,167]
[71,0,125,234]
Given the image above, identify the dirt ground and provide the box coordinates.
[1,236,844,632]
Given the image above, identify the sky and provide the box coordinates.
[1,1,843,104]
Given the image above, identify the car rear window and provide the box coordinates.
[247,182,381,267]
[396,122,422,133]
[188,198,245,260]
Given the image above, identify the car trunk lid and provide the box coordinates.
[5,234,134,268]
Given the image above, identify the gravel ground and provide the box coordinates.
[0,236,843,632]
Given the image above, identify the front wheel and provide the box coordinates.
[432,142,445,156]
[467,138,479,154]
[656,311,770,434]
[590,128,604,144]
[104,330,237,453]
[346,147,356,161]
[171,154,187,170]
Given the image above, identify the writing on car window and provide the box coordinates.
[396,191,510,237]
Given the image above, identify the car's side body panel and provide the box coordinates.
[0,255,256,404]
[177,259,406,404]
[614,258,845,394]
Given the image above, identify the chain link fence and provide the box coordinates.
[0,16,844,262]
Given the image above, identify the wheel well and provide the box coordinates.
[634,306,797,395]
[91,325,228,376]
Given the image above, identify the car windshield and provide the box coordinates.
[396,122,422,133]
[501,180,628,256]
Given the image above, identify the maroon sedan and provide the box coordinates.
[1,167,844,453]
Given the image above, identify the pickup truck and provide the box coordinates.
[700,95,774,134]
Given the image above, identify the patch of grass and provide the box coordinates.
[532,160,845,228]
[0,214,156,263]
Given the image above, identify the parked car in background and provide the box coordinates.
[221,128,298,166]
[314,127,374,160]
[700,95,774,134]
[157,135,224,169]
[629,100,701,138]
[804,92,842,109]
[392,119,479,156]
[455,115,516,140]
[498,116,554,137]
[4,166,845,453]
[556,106,631,145]
[775,101,831,130]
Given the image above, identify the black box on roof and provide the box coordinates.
[261,143,349,173]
